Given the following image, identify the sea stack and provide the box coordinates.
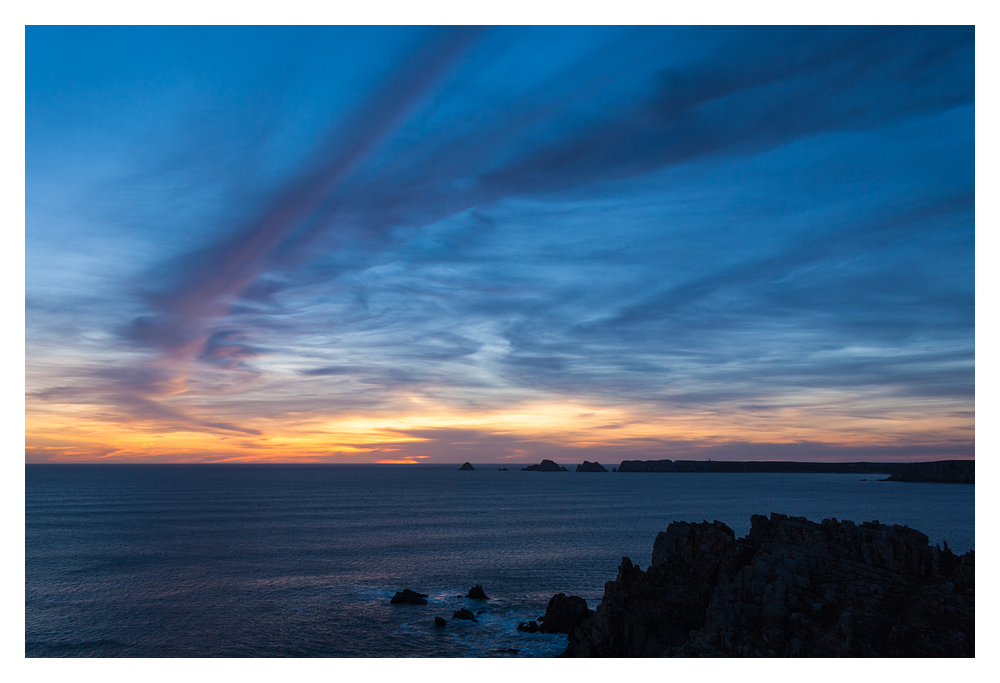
[576,461,608,472]
[466,585,490,600]
[458,462,475,471]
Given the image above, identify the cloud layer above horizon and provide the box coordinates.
[26,26,974,463]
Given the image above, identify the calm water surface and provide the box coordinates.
[25,464,975,657]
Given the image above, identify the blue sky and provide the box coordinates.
[25,26,974,463]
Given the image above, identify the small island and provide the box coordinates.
[458,462,475,471]
[521,459,568,472]
[575,461,608,472]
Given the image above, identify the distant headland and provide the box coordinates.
[508,459,973,484]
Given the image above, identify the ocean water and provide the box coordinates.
[25,464,975,657]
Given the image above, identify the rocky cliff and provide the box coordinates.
[562,514,974,657]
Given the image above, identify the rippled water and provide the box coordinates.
[25,464,974,657]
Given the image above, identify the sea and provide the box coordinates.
[25,464,975,658]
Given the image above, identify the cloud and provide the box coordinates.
[25,27,975,456]
[130,27,973,350]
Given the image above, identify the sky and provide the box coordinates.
[24,25,975,464]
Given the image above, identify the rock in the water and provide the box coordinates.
[576,461,608,472]
[434,616,447,626]
[498,467,508,471]
[517,620,541,633]
[466,585,489,600]
[521,459,568,472]
[538,593,594,634]
[390,589,429,605]
[562,513,974,657]
[458,462,475,471]
[453,608,477,621]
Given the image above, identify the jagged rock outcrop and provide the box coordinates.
[562,514,974,657]
[453,608,477,621]
[458,462,475,471]
[521,459,568,472]
[390,589,428,605]
[467,585,489,600]
[434,616,447,626]
[576,461,608,472]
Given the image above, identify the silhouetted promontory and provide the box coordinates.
[615,459,973,483]
[555,514,973,657]
[575,461,608,472]
[887,460,974,483]
[521,459,568,472]
[458,462,475,471]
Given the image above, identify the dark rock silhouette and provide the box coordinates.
[521,459,568,472]
[887,460,974,483]
[618,458,677,472]
[434,616,446,626]
[458,462,475,471]
[561,514,974,657]
[611,467,616,472]
[517,620,540,633]
[390,589,428,605]
[498,467,508,471]
[453,608,477,621]
[467,585,489,600]
[615,459,974,482]
[538,593,594,634]
[575,461,608,472]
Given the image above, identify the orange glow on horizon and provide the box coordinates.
[24,387,974,464]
